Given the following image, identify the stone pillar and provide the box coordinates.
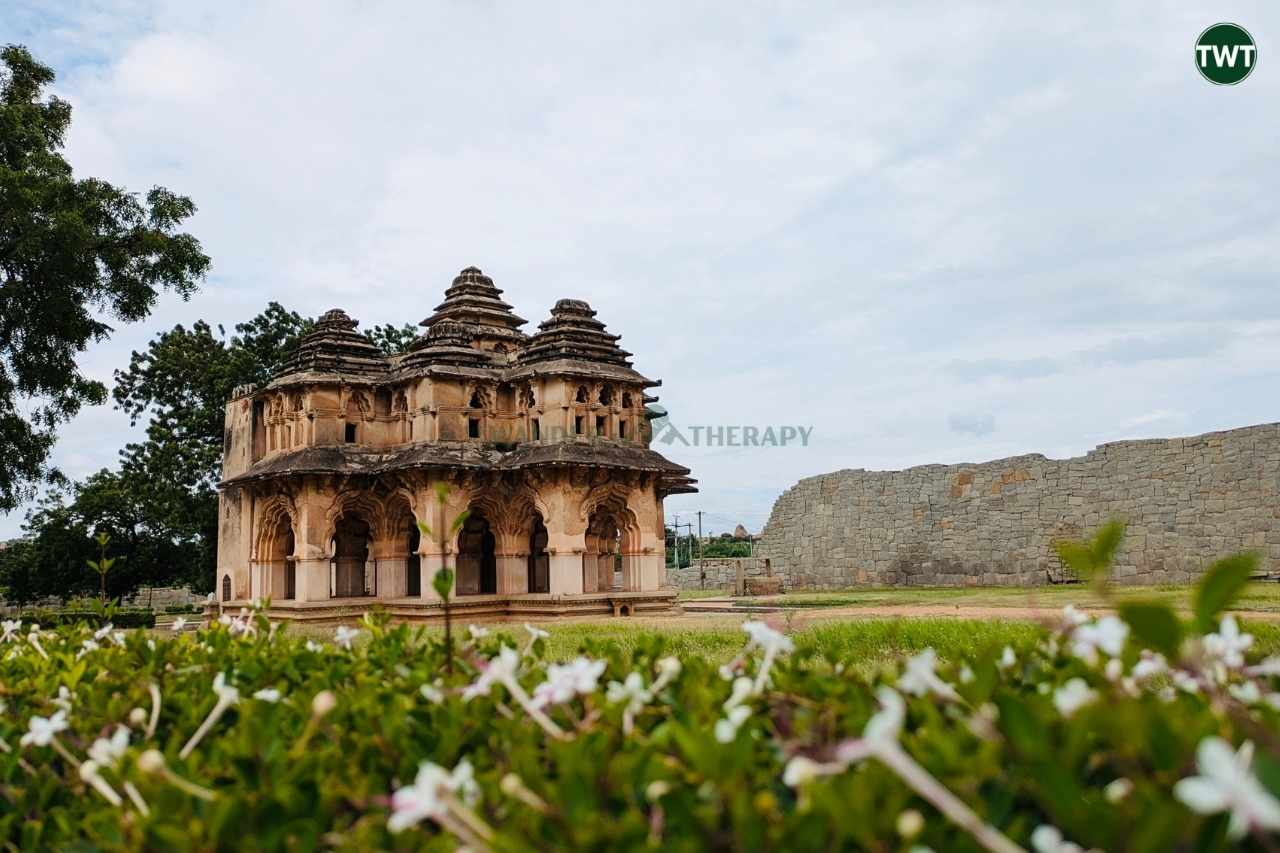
[294,558,331,601]
[582,534,600,593]
[497,552,528,594]
[376,557,408,599]
[549,547,585,595]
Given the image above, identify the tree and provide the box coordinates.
[111,304,312,585]
[0,45,210,511]
[365,322,418,355]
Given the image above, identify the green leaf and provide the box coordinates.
[1054,541,1095,579]
[450,509,471,535]
[1091,519,1126,570]
[1194,552,1258,632]
[415,520,433,539]
[432,567,455,599]
[1118,601,1183,657]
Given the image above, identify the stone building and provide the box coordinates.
[216,267,695,622]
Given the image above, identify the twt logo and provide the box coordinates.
[1196,23,1257,85]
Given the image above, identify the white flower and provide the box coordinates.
[958,665,975,684]
[52,686,74,711]
[128,707,147,727]
[463,646,522,702]
[1104,658,1123,682]
[305,640,323,653]
[388,759,479,833]
[1053,678,1098,718]
[781,755,840,787]
[94,623,114,641]
[741,620,794,654]
[1061,605,1089,627]
[714,705,752,743]
[606,672,652,714]
[172,617,187,632]
[77,638,100,659]
[1030,824,1084,853]
[1204,616,1253,669]
[212,672,240,705]
[467,624,490,640]
[897,649,960,701]
[1,619,21,642]
[21,710,69,747]
[1104,778,1133,803]
[524,623,549,641]
[1245,657,1280,678]
[1174,737,1280,839]
[111,631,126,647]
[723,676,756,711]
[1071,616,1128,662]
[999,646,1017,670]
[87,725,130,767]
[656,656,682,681]
[334,626,361,650]
[1230,681,1263,705]
[253,688,282,703]
[1131,651,1168,681]
[531,657,607,709]
[863,686,906,744]
[420,682,444,704]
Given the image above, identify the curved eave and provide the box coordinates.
[220,441,693,488]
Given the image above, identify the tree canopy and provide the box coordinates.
[0,44,209,511]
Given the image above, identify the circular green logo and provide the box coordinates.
[1196,23,1257,85]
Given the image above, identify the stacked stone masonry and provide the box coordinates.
[757,423,1280,588]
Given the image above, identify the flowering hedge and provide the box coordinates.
[2,537,1280,850]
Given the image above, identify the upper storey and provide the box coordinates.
[221,266,693,494]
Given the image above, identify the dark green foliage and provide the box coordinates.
[364,321,418,354]
[1195,552,1260,633]
[699,538,753,558]
[0,45,209,511]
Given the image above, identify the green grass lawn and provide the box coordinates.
[532,616,1280,677]
[728,582,1280,612]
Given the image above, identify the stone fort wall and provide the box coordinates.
[756,423,1280,588]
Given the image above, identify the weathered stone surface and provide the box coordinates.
[757,423,1280,588]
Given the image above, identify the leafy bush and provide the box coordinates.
[2,528,1280,850]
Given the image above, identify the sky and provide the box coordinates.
[3,2,1279,539]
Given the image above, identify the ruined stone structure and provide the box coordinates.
[217,267,695,622]
[758,423,1280,588]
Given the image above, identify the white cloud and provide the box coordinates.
[3,1,1280,539]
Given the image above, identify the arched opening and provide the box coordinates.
[265,515,296,600]
[331,512,374,598]
[527,517,549,593]
[407,520,422,597]
[575,385,589,403]
[222,574,231,602]
[621,392,633,408]
[586,509,624,592]
[599,385,614,405]
[456,512,497,595]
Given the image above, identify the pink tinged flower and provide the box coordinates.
[387,759,480,833]
[21,710,69,747]
[897,649,961,701]
[462,646,521,702]
[836,686,906,763]
[1245,657,1280,677]
[1131,651,1168,681]
[0,619,20,643]
[1175,738,1280,839]
[88,725,130,767]
[1052,678,1097,718]
[334,626,361,650]
[171,617,187,632]
[1204,616,1254,669]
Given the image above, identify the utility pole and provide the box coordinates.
[695,511,703,564]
